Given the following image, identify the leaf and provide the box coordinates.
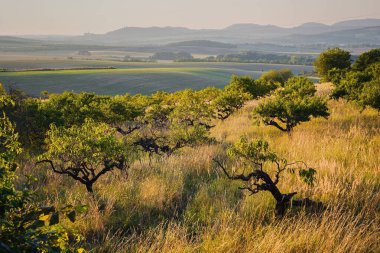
[40,205,55,214]
[39,214,50,221]
[299,168,317,186]
[50,212,60,225]
[29,219,46,229]
[66,210,76,222]
[75,204,89,214]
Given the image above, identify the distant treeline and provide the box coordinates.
[178,51,316,65]
[150,51,193,61]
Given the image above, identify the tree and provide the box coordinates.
[258,69,293,86]
[131,89,216,156]
[254,77,329,135]
[0,94,83,252]
[226,75,276,99]
[115,87,249,157]
[352,48,380,71]
[212,88,250,120]
[214,137,321,217]
[330,70,371,101]
[359,81,380,112]
[315,48,351,81]
[38,119,133,194]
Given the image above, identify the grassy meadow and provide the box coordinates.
[0,57,314,96]
[23,84,379,252]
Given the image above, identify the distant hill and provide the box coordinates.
[332,18,380,28]
[167,40,237,49]
[290,22,333,35]
[0,36,40,44]
[12,18,380,47]
[283,26,380,44]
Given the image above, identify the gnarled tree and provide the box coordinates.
[214,137,321,217]
[37,119,134,194]
[254,77,329,135]
[115,87,250,156]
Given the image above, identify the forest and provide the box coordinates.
[0,48,379,252]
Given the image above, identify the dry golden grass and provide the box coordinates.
[25,84,380,252]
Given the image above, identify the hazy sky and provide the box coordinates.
[1,0,380,35]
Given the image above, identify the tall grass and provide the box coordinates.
[21,86,380,252]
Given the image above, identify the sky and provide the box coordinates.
[1,0,380,35]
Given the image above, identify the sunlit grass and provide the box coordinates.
[22,84,380,252]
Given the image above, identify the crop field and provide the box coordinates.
[0,58,314,96]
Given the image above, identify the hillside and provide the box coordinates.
[12,85,380,251]
[283,26,380,44]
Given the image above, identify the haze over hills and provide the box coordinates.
[38,18,380,46]
[1,18,379,55]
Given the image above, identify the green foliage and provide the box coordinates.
[44,119,129,165]
[358,81,380,112]
[120,86,250,156]
[151,51,193,61]
[330,70,371,101]
[40,119,133,193]
[226,75,277,99]
[366,62,380,80]
[0,98,83,252]
[216,137,317,209]
[352,48,380,71]
[315,48,351,81]
[0,114,22,217]
[328,49,380,111]
[299,168,317,187]
[41,92,110,126]
[183,51,315,65]
[212,87,250,120]
[258,69,293,86]
[254,77,329,134]
[280,76,317,96]
[227,137,278,163]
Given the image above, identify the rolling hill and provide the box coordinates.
[56,18,380,46]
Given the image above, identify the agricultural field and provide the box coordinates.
[0,57,314,96]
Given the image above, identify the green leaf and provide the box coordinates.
[75,204,89,214]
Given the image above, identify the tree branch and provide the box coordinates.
[263,119,287,132]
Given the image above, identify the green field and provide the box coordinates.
[0,59,314,96]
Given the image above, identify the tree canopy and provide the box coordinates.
[314,48,351,81]
[0,93,82,252]
[352,49,380,71]
[254,77,329,135]
[39,119,133,193]
[328,48,380,112]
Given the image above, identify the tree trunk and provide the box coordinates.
[85,183,94,194]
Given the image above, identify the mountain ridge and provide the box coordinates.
[11,18,380,46]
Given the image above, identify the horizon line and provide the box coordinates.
[2,17,379,37]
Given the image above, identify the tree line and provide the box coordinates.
[315,48,380,112]
[178,51,316,65]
